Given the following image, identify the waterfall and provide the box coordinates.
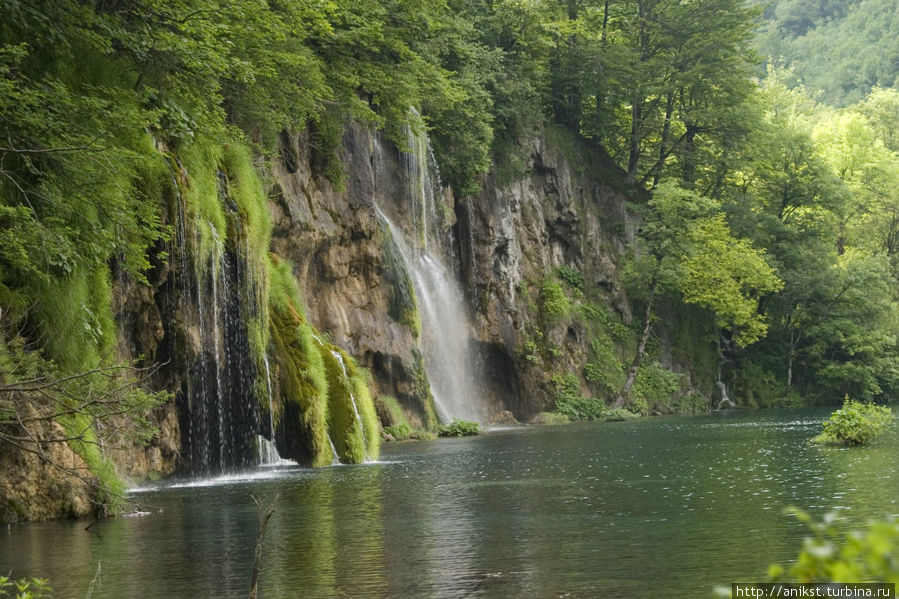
[403,107,437,250]
[209,225,227,469]
[175,212,261,474]
[374,112,486,423]
[330,349,369,461]
[257,353,284,466]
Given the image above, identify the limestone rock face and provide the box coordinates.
[459,135,633,418]
[0,417,93,522]
[269,125,635,422]
[270,124,435,425]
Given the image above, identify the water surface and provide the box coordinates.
[2,409,896,598]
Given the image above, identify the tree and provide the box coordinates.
[615,181,781,407]
[0,332,167,514]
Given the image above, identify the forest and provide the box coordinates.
[2,0,899,510]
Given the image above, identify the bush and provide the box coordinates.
[530,412,571,425]
[557,266,584,294]
[716,510,899,596]
[551,374,639,421]
[812,399,893,446]
[0,577,52,598]
[540,281,572,325]
[438,419,481,437]
[772,510,899,583]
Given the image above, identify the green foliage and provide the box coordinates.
[550,373,638,421]
[384,422,413,441]
[0,576,52,599]
[540,281,572,326]
[529,412,571,425]
[645,181,783,346]
[631,361,683,413]
[674,393,709,415]
[812,399,893,446]
[437,419,481,437]
[552,373,606,421]
[557,266,584,294]
[584,335,626,395]
[757,0,899,107]
[0,334,169,515]
[767,509,899,584]
[268,260,331,468]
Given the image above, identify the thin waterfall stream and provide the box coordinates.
[373,113,487,423]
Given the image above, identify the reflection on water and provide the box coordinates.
[1,408,897,598]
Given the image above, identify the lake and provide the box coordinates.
[2,408,896,598]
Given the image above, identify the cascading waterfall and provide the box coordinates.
[374,114,487,424]
[256,353,283,466]
[210,225,227,469]
[330,350,369,460]
[403,107,438,250]
[173,200,261,474]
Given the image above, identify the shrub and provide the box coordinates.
[557,266,584,294]
[384,423,413,440]
[772,510,899,583]
[438,419,481,437]
[551,373,639,421]
[674,392,709,415]
[540,281,571,325]
[716,510,899,596]
[0,577,52,598]
[812,399,893,446]
[530,412,570,425]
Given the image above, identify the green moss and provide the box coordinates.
[31,265,115,372]
[268,253,382,464]
[414,351,440,431]
[321,345,369,463]
[179,137,227,260]
[221,143,272,264]
[378,396,434,441]
[268,255,307,317]
[269,296,331,468]
[59,412,126,514]
[351,366,381,459]
[220,143,274,411]
[379,396,409,428]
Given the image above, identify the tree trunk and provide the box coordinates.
[627,99,643,185]
[614,280,656,408]
[650,92,675,189]
[601,0,610,47]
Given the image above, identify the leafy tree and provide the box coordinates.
[615,181,781,406]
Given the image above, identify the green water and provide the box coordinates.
[2,409,897,598]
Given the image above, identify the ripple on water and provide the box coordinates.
[2,407,897,599]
